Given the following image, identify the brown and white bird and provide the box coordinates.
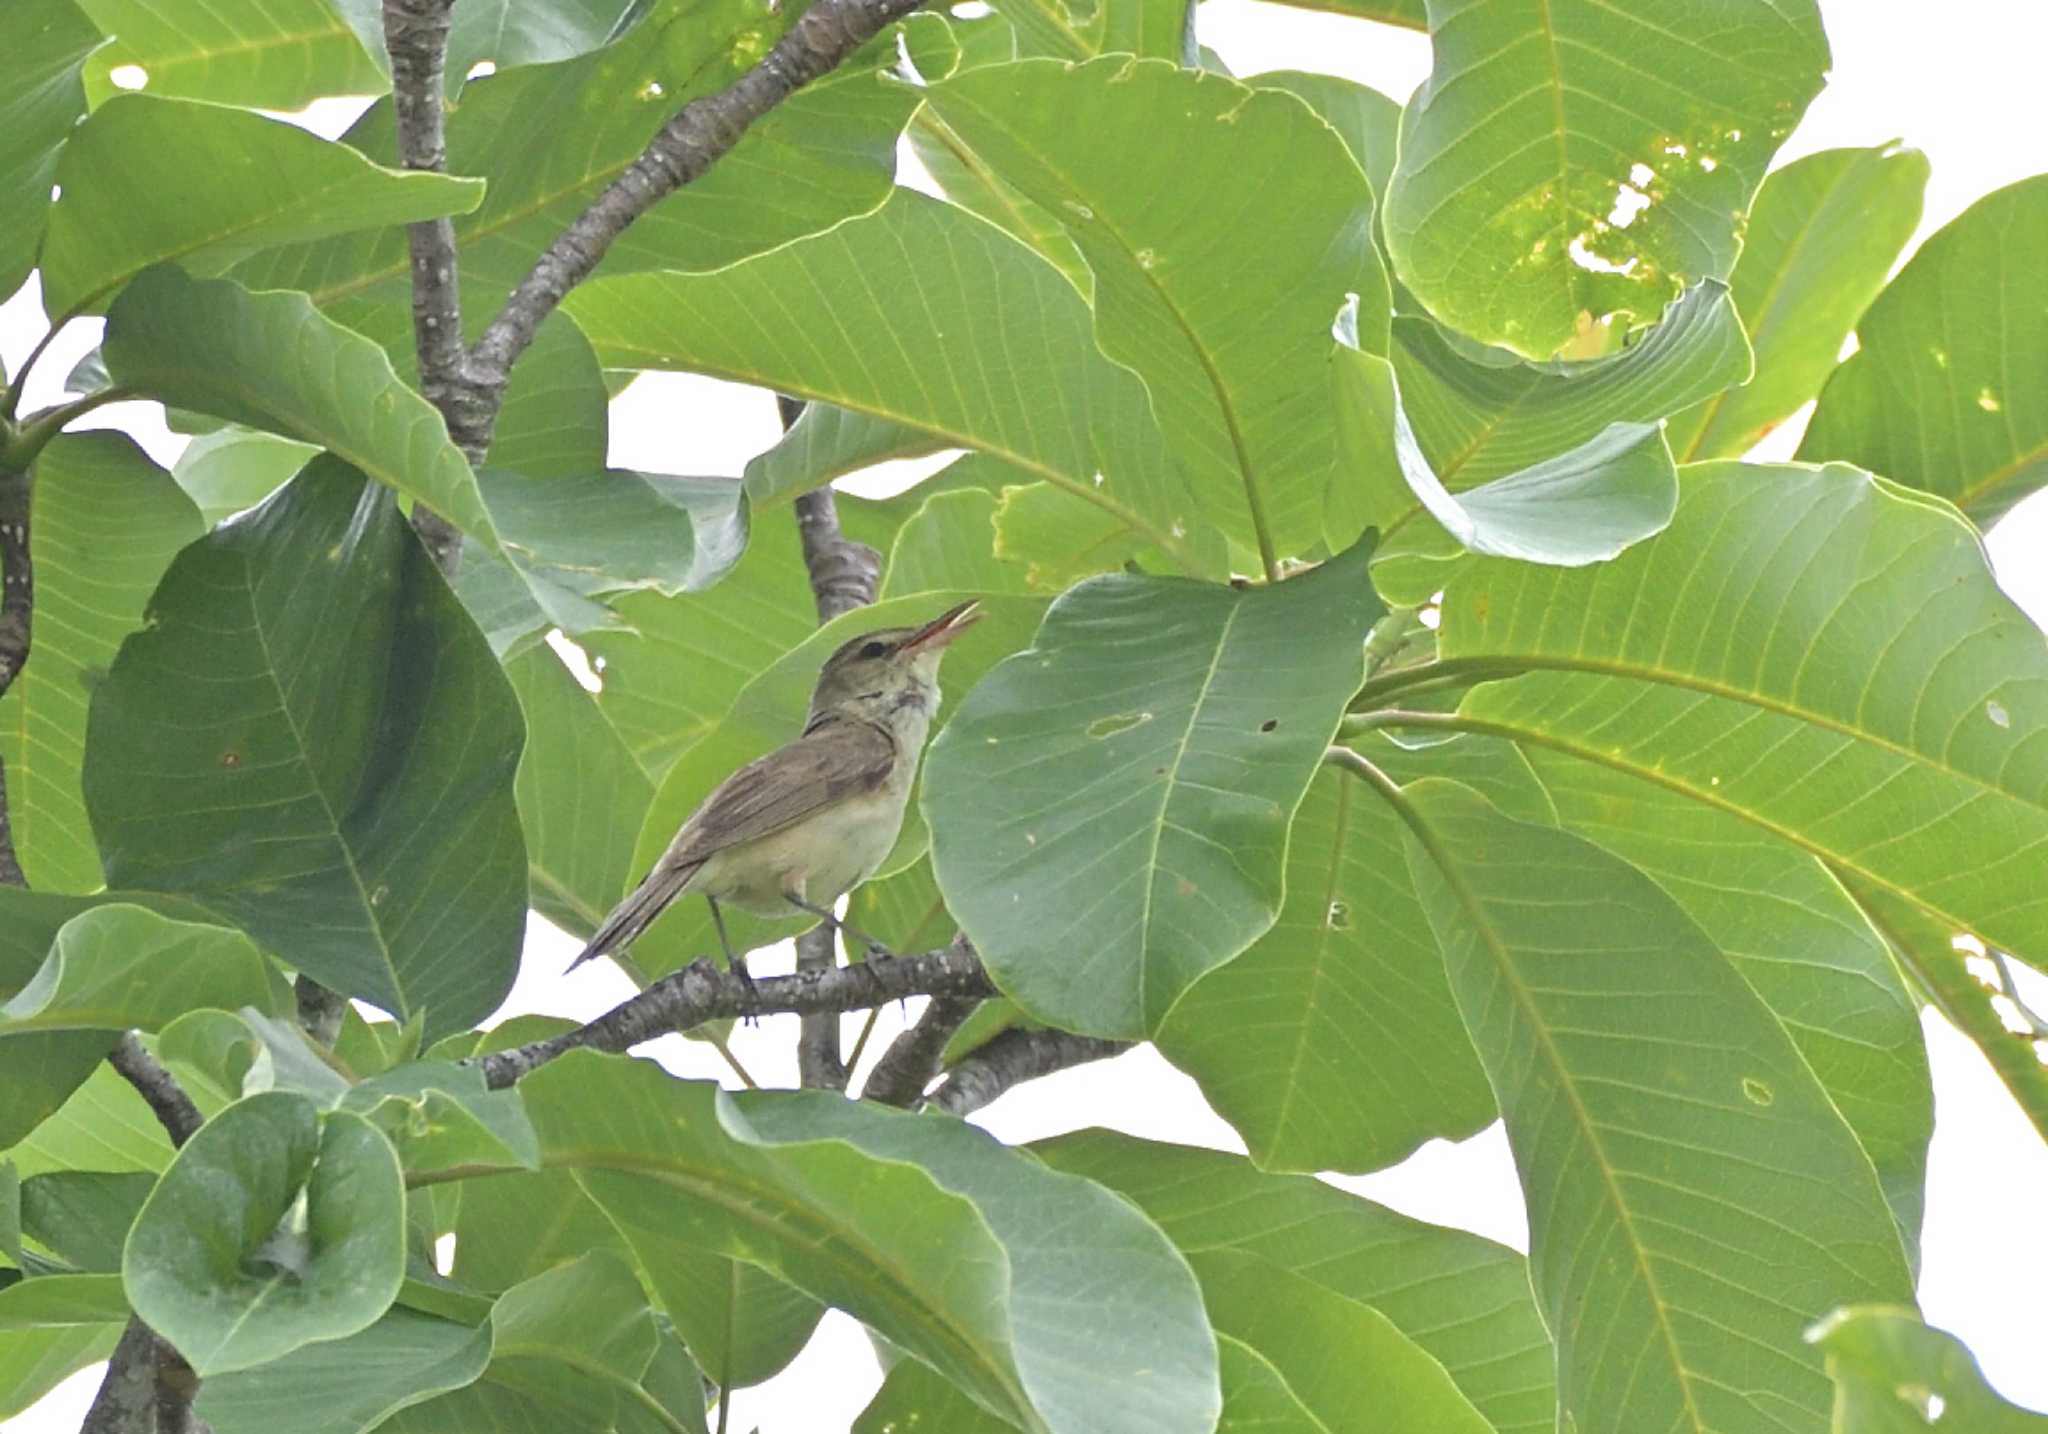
[566,601,980,984]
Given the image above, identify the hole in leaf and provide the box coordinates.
[1087,711,1151,739]
[1259,718,1278,732]
[1327,901,1351,931]
[1740,1077,1774,1107]
[108,63,149,90]
[1987,699,2011,728]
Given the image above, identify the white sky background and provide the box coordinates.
[5,0,2048,1427]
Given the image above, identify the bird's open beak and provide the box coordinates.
[901,599,981,653]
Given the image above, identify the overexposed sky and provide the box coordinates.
[5,1,2047,1429]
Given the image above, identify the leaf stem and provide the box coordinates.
[1,321,68,423]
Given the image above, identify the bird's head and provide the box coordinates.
[806,600,981,729]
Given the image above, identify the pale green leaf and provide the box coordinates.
[73,0,384,107]
[1807,1306,2048,1433]
[0,0,100,301]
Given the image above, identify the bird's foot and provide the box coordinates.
[731,956,760,1026]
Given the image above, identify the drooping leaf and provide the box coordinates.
[102,269,501,549]
[478,311,611,481]
[926,541,1382,1038]
[340,1062,540,1182]
[1799,173,2048,523]
[0,0,100,301]
[1421,461,2048,994]
[1806,1306,2048,1433]
[194,1306,495,1434]
[170,428,318,528]
[0,1273,126,1420]
[524,1053,1220,1434]
[565,191,1211,572]
[620,592,1047,977]
[1666,144,1928,462]
[1527,752,1934,1267]
[481,469,747,600]
[922,56,1389,563]
[1037,1129,1556,1434]
[71,0,385,107]
[2,905,273,1036]
[123,1091,406,1376]
[83,461,527,1035]
[742,404,954,511]
[1398,780,1914,1434]
[40,94,482,318]
[0,433,203,891]
[1383,0,1829,358]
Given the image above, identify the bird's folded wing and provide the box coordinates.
[660,719,898,867]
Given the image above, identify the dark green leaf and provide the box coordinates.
[1799,173,2048,522]
[0,0,100,301]
[482,469,747,600]
[2,905,273,1035]
[18,1170,154,1272]
[927,542,1382,1038]
[195,1306,494,1434]
[124,1091,405,1376]
[0,433,203,891]
[1384,0,1828,358]
[1666,144,1928,462]
[340,1062,539,1182]
[83,461,526,1035]
[1400,780,1913,1434]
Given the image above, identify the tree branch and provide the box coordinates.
[928,1029,1132,1118]
[0,465,32,887]
[85,1036,207,1434]
[382,0,470,575]
[792,926,851,1093]
[479,942,995,1089]
[466,0,926,398]
[861,989,981,1107]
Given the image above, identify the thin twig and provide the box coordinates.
[927,1028,1132,1117]
[478,943,996,1089]
[107,1032,203,1145]
[0,461,32,887]
[862,989,982,1107]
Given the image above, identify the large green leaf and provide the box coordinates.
[1407,461,2048,987]
[123,1091,405,1376]
[524,1053,1220,1434]
[1397,780,1913,1434]
[481,469,747,602]
[1799,174,2048,523]
[325,0,635,94]
[620,592,1047,977]
[1807,1306,2048,1433]
[993,0,1193,60]
[926,542,1382,1039]
[82,461,527,1035]
[565,191,1210,571]
[0,0,100,301]
[879,487,1033,602]
[922,56,1388,565]
[17,1169,155,1271]
[2,905,273,1036]
[235,15,915,313]
[0,433,202,892]
[40,94,481,318]
[170,428,317,528]
[1384,0,1829,359]
[71,0,384,107]
[1154,735,1554,1175]
[1526,753,1934,1266]
[742,405,952,511]
[1249,70,1403,215]
[1250,0,1425,27]
[194,1306,494,1434]
[340,1062,539,1183]
[1666,145,1928,463]
[0,1272,126,1419]
[1037,1130,1556,1434]
[102,269,500,549]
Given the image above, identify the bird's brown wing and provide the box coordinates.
[569,721,896,970]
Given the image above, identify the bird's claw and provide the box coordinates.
[731,957,760,1026]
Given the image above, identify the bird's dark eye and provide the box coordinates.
[859,640,890,660]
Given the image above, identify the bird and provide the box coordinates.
[566,600,981,988]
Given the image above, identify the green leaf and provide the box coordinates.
[72,0,384,107]
[1248,0,1424,27]
[878,486,1034,601]
[482,469,747,601]
[742,404,952,511]
[996,0,1194,61]
[2,905,273,1035]
[509,645,655,938]
[102,269,501,550]
[1807,1306,2048,1433]
[0,0,100,301]
[170,428,318,528]
[1037,1129,1556,1434]
[1189,1250,1494,1434]
[856,1360,1014,1434]
[1250,70,1403,213]
[18,1170,155,1272]
[1423,461,2048,997]
[82,461,527,1035]
[0,1273,125,1420]
[1799,174,2048,523]
[524,1054,1219,1434]
[194,1306,495,1434]
[565,191,1209,573]
[620,591,1048,976]
[922,56,1388,565]
[340,1062,539,1182]
[124,1091,406,1376]
[1397,780,1913,1434]
[926,541,1382,1039]
[484,313,610,481]
[1666,144,1928,462]
[326,0,635,93]
[1526,753,1934,1269]
[40,94,482,318]
[990,482,1150,592]
[1383,0,1829,359]
[1155,738,1549,1174]
[844,856,957,961]
[0,1040,175,1176]
[0,433,204,892]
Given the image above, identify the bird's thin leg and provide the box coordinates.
[707,897,759,1020]
[783,894,895,961]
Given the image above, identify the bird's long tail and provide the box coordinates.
[565,860,701,973]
